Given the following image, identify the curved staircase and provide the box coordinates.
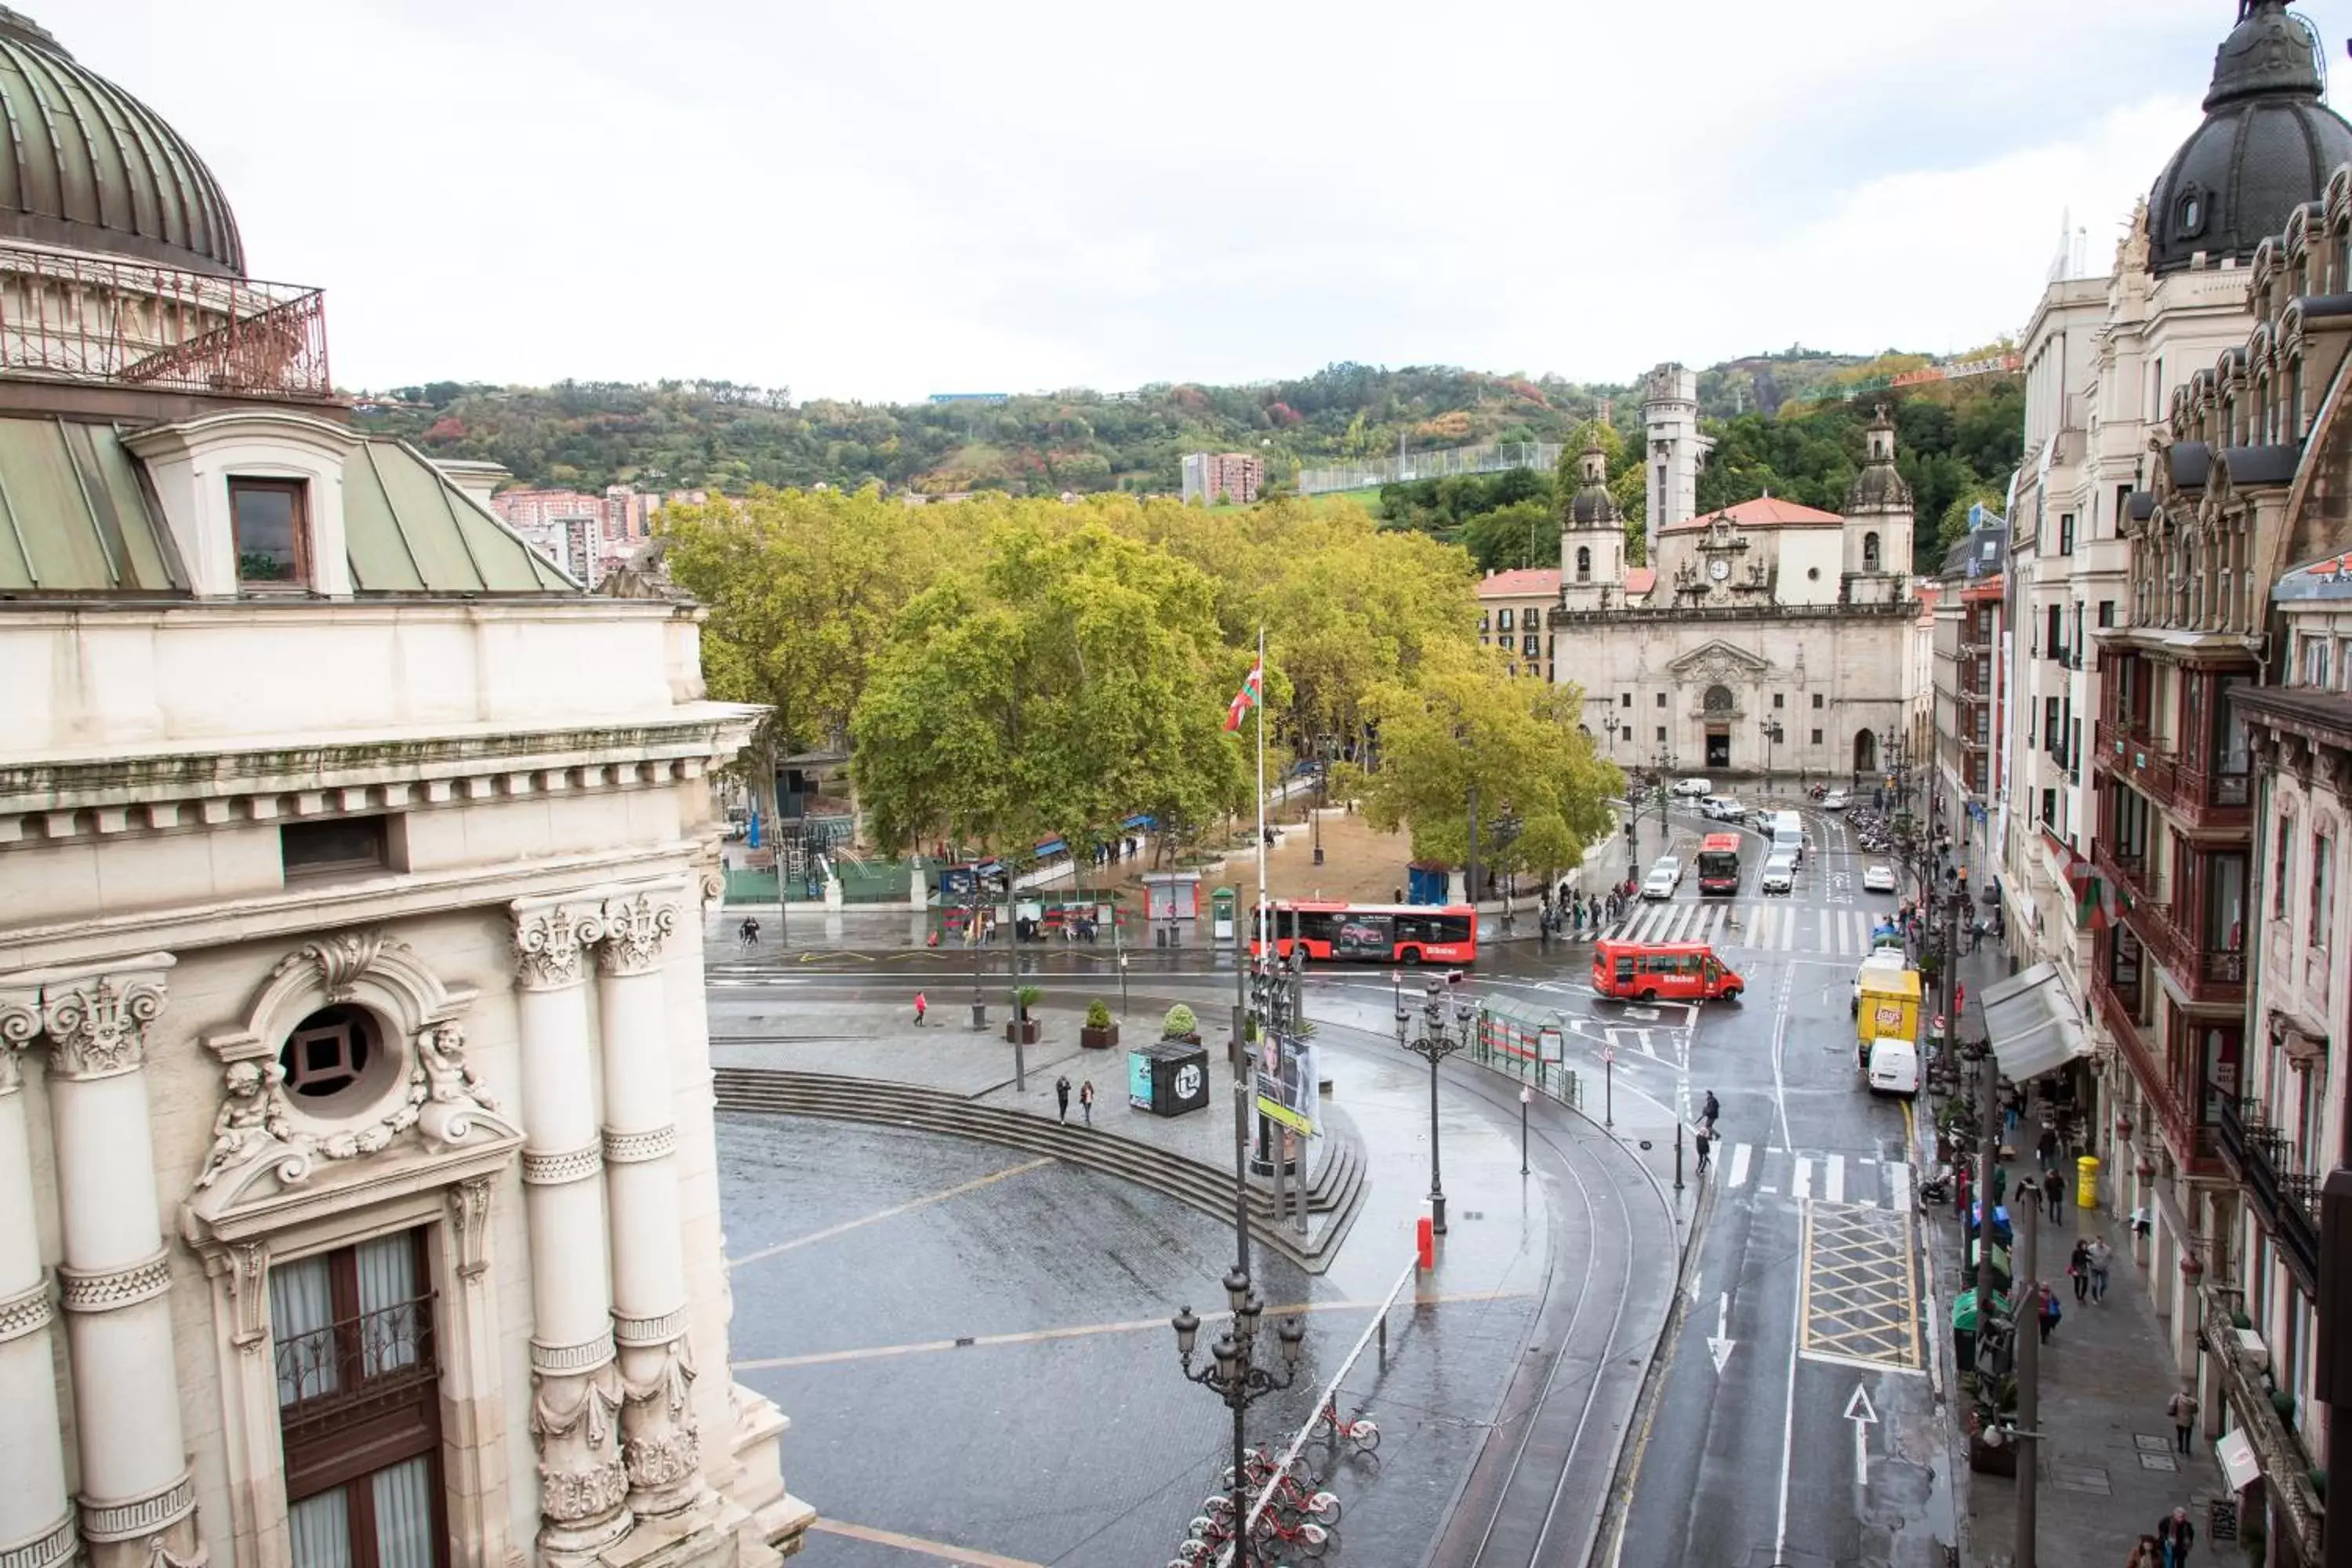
[711,1067,1368,1272]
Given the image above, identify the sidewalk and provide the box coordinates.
[1944,1204,2224,1566]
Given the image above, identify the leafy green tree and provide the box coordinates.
[1338,644,1621,876]
[851,516,1248,857]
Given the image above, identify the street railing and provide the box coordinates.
[1216,1255,1420,1567]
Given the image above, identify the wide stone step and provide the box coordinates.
[712,1068,1365,1271]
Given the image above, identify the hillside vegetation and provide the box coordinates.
[356,347,2000,500]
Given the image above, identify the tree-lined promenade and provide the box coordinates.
[660,487,1623,885]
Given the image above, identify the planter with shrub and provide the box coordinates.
[1081,999,1118,1050]
[1006,985,1044,1045]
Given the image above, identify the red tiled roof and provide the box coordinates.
[1476,568,1560,597]
[1659,495,1844,534]
[1624,567,1657,596]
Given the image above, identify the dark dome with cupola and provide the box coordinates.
[0,9,244,276]
[2147,1,2352,277]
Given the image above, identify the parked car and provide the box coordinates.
[1673,777,1713,798]
[1759,853,1795,895]
[1862,862,1897,893]
[1822,789,1849,811]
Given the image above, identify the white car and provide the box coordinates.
[1759,854,1795,895]
[1862,862,1896,894]
[1822,789,1850,811]
[1673,777,1713,798]
[1700,795,1745,822]
[1642,866,1680,901]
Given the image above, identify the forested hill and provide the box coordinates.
[351,347,2009,499]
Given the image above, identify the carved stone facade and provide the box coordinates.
[0,27,812,1561]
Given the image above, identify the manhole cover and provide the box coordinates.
[2133,1434,2171,1453]
[2139,1452,2180,1472]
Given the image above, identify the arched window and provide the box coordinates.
[1704,684,1735,713]
[1862,532,1880,571]
[1575,546,1592,583]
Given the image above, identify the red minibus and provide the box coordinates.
[1696,832,1743,896]
[1592,939,1745,1003]
[1252,901,1477,966]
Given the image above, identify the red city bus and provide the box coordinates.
[1252,901,1478,966]
[1696,832,1743,897]
[1592,939,1745,1004]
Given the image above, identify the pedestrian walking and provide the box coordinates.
[2156,1506,2197,1567]
[2038,1280,2061,1344]
[2047,1171,2067,1221]
[1079,1079,1094,1126]
[2070,1238,2092,1302]
[2167,1388,2199,1455]
[2126,1537,2162,1568]
[1702,1088,1721,1127]
[2088,1236,2114,1302]
[913,991,927,1027]
[1054,1075,1072,1123]
[2037,1120,2059,1174]
[1694,1127,1712,1174]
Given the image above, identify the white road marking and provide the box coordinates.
[1728,1142,1753,1188]
[1890,1159,1915,1212]
[1708,1290,1736,1374]
[1846,1381,1880,1490]
[1826,1154,1846,1205]
[1775,1222,1805,1562]
[1795,1156,1813,1201]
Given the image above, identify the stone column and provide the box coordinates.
[593,891,705,1516]
[0,989,74,1568]
[512,903,631,1563]
[40,960,203,1568]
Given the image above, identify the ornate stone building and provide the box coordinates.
[0,15,808,1568]
[1548,397,1918,783]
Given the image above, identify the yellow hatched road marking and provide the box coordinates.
[1799,1199,1922,1370]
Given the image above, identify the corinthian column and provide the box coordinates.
[512,903,631,1563]
[40,960,203,1568]
[0,989,74,1568]
[593,889,705,1516]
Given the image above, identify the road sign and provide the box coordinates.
[1602,1045,1617,1065]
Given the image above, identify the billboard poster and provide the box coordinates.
[1254,1029,1319,1137]
[1127,1050,1152,1110]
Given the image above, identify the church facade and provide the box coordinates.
[1551,372,1920,784]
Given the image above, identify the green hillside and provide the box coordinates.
[353,349,1951,500]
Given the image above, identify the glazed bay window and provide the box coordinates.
[270,1229,446,1568]
[230,477,310,588]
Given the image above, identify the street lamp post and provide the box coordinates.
[1171,1276,1306,1568]
[1313,734,1329,866]
[1519,1085,1531,1175]
[1396,971,1475,1234]
[1759,719,1781,792]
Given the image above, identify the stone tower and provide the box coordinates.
[1559,439,1624,609]
[1842,405,1914,604]
[1642,364,1714,561]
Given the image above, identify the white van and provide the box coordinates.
[1866,1037,1920,1097]
[1770,820,1805,866]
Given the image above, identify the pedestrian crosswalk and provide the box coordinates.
[1711,1143,1915,1211]
[1589,900,1896,957]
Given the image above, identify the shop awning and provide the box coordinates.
[1980,962,2088,1083]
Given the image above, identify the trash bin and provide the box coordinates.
[2076,1153,2100,1209]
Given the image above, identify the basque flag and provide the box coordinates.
[1224,659,1264,732]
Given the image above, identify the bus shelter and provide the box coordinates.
[1472,996,1578,1106]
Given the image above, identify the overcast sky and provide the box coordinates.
[63,1,2352,401]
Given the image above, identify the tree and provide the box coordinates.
[852,517,1248,857]
[1936,485,2006,559]
[1338,644,1621,876]
[660,487,932,827]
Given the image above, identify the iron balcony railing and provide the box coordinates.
[274,1294,437,1446]
[0,240,331,400]
[2199,1286,2323,1563]
[2216,1096,2321,1291]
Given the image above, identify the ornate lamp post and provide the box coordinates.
[1759,718,1782,790]
[1172,1273,1306,1566]
[1650,745,1676,837]
[1396,970,1476,1234]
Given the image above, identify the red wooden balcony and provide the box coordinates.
[2090,977,2224,1176]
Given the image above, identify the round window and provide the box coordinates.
[1808,567,1822,580]
[278,1004,392,1114]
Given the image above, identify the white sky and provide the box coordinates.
[58,1,2352,400]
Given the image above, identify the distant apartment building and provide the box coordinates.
[1476,568,1561,681]
[1181,451,1264,506]
[490,484,677,544]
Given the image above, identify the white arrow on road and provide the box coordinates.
[1845,1381,1879,1486]
[1707,1290,1735,1374]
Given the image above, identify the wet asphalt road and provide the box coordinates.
[711,798,1952,1566]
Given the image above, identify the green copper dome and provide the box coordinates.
[0,10,243,276]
